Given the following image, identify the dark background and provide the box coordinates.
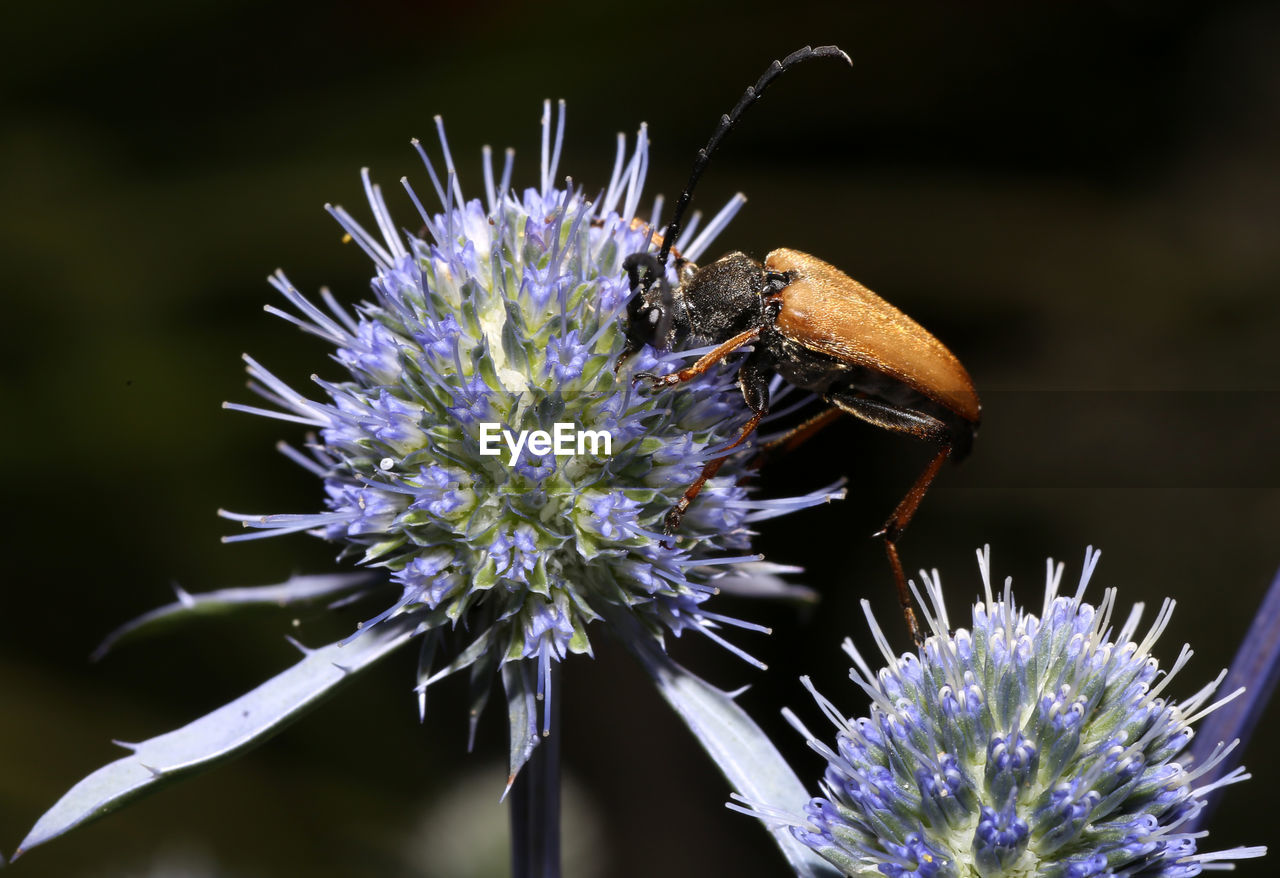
[3,1,1278,876]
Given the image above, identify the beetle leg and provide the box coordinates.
[876,446,951,645]
[745,405,843,473]
[636,326,761,390]
[662,348,771,539]
[829,394,953,444]
[828,394,957,645]
[662,411,764,538]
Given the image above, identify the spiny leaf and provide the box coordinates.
[614,608,839,878]
[17,614,421,859]
[501,661,538,796]
[92,572,381,660]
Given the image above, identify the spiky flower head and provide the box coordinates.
[762,548,1265,877]
[221,102,841,771]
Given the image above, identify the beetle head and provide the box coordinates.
[620,252,692,356]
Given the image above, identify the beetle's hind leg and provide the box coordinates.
[828,394,955,646]
[875,445,951,646]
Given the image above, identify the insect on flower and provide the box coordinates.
[619,45,981,643]
[14,96,846,863]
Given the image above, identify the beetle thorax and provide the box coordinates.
[678,251,766,347]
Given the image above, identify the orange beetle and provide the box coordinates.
[619,46,980,642]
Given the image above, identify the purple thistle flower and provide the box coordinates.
[741,547,1267,877]
[16,100,845,866]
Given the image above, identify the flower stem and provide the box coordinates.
[510,663,562,878]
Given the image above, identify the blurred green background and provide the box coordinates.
[3,1,1278,876]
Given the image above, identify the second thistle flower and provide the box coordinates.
[761,548,1265,878]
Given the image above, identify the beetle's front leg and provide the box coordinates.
[634,326,762,390]
[662,347,772,539]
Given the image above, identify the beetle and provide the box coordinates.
[617,45,981,642]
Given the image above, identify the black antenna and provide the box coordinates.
[657,44,852,267]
